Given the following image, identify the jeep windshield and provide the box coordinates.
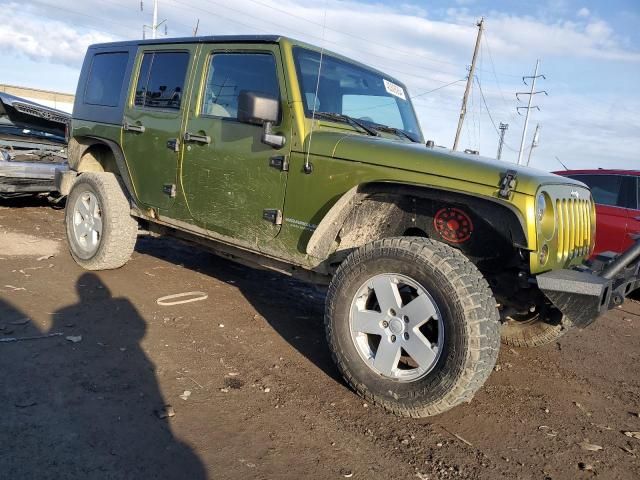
[293,47,423,143]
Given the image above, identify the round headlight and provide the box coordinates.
[537,192,555,240]
[536,193,546,223]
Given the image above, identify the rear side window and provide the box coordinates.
[568,174,635,208]
[201,53,279,120]
[134,51,189,110]
[84,52,129,107]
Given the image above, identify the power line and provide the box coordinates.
[411,78,467,99]
[342,78,465,115]
[481,32,524,130]
[242,0,523,79]
[27,0,135,38]
[167,0,465,86]
[475,76,520,153]
[243,0,467,73]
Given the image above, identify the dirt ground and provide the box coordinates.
[0,198,639,480]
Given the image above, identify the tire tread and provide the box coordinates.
[65,172,138,271]
[325,237,500,418]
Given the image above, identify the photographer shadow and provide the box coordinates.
[0,273,207,479]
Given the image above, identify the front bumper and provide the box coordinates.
[537,239,640,328]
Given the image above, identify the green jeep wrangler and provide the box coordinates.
[59,35,639,417]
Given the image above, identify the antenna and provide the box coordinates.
[303,1,328,175]
[555,156,569,170]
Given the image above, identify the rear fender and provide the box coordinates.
[67,136,139,209]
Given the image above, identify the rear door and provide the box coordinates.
[181,44,291,243]
[567,174,628,254]
[122,45,196,210]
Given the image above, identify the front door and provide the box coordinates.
[122,45,196,210]
[181,45,291,244]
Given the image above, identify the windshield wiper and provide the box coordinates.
[314,112,380,137]
[368,124,419,143]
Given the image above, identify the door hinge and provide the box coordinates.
[163,184,176,198]
[263,209,283,225]
[269,155,289,172]
[166,138,180,152]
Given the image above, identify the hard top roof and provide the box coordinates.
[87,35,405,87]
[89,35,283,49]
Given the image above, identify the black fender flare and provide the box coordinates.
[69,136,140,210]
[306,182,529,260]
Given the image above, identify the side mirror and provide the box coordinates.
[237,91,285,149]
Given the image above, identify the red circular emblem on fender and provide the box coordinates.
[434,208,473,244]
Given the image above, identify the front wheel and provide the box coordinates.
[325,237,500,417]
[500,308,571,347]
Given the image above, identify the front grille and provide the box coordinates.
[556,198,592,261]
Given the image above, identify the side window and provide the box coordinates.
[134,51,189,110]
[619,176,637,209]
[569,174,625,207]
[636,177,640,210]
[84,52,129,107]
[201,53,279,120]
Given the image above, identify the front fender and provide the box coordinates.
[306,182,529,263]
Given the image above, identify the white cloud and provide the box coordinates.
[0,3,112,67]
[577,7,590,18]
[446,10,640,63]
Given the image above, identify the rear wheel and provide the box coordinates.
[65,172,138,270]
[325,237,500,417]
[500,308,571,348]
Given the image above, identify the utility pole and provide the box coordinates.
[526,123,540,166]
[496,122,508,160]
[453,17,484,151]
[142,0,166,40]
[516,60,547,165]
[152,0,158,39]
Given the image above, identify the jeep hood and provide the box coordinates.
[307,132,583,195]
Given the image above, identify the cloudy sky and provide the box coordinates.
[1,0,638,171]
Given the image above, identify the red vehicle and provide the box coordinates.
[554,169,640,255]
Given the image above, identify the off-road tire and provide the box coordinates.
[500,310,571,348]
[325,237,500,417]
[65,172,138,270]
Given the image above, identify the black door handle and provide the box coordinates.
[184,132,211,144]
[123,122,145,133]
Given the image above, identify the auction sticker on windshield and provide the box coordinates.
[383,79,406,100]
